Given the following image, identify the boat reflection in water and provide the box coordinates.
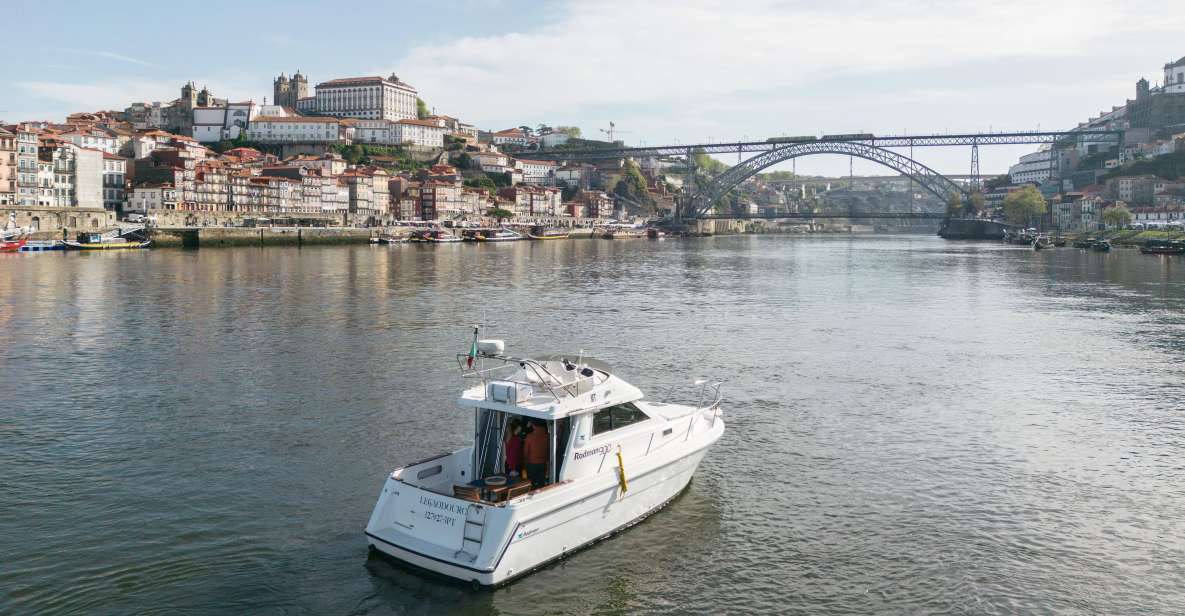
[365,337,724,587]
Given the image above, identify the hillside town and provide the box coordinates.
[983,55,1185,230]
[0,71,659,235]
[2,55,1185,236]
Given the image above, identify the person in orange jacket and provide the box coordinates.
[522,419,549,488]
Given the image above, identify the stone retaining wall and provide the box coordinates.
[1,206,117,239]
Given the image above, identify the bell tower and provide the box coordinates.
[273,73,291,108]
[292,70,308,101]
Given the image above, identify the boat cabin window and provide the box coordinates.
[592,402,649,436]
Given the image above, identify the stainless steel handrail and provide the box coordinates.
[455,353,602,402]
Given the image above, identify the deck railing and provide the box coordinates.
[455,353,603,403]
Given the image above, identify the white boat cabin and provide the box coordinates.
[389,343,711,503]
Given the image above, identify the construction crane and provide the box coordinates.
[599,121,632,142]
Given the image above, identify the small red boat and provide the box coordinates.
[0,237,27,252]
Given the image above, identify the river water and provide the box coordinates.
[2,236,1184,615]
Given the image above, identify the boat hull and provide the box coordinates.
[63,240,151,250]
[19,241,64,252]
[366,418,723,587]
[0,238,27,252]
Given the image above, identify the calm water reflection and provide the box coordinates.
[2,236,1184,614]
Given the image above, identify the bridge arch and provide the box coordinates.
[691,141,968,218]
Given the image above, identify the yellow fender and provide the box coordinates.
[616,446,628,493]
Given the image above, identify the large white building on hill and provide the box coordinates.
[310,74,418,121]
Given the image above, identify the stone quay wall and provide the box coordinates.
[2,206,117,239]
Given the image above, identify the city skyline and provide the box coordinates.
[3,0,1185,175]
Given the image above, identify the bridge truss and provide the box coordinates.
[523,130,1122,220]
[690,141,968,218]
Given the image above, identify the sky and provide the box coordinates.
[4,0,1184,176]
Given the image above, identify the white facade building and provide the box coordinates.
[516,159,556,185]
[61,129,118,155]
[192,102,258,143]
[493,128,530,147]
[347,118,447,148]
[245,116,343,143]
[1008,148,1065,185]
[128,184,178,214]
[394,119,447,148]
[1165,56,1185,95]
[472,151,512,174]
[313,74,418,121]
[73,146,104,210]
[102,154,127,211]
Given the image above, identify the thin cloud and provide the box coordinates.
[16,80,176,108]
[61,48,160,68]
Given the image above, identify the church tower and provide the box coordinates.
[274,73,291,108]
[181,81,197,107]
[292,70,309,101]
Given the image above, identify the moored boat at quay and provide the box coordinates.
[365,337,725,587]
[408,229,463,243]
[461,227,524,242]
[1,224,28,252]
[525,225,570,240]
[19,240,65,252]
[63,232,151,250]
[601,225,646,239]
[1140,239,1185,255]
[1,236,27,252]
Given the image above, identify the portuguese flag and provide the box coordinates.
[467,326,479,368]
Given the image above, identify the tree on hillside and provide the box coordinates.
[416,97,429,119]
[464,174,497,195]
[536,124,552,135]
[947,193,963,217]
[555,126,581,138]
[487,207,513,221]
[1002,185,1047,225]
[1102,204,1132,228]
[691,148,729,175]
[969,191,986,215]
[613,159,654,209]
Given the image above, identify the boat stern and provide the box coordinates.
[365,476,514,586]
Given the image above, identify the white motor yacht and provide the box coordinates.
[365,338,724,587]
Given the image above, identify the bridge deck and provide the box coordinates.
[529,130,1121,161]
[695,212,947,220]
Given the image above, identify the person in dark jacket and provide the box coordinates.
[522,420,549,489]
[504,418,524,479]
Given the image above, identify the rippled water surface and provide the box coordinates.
[3,236,1185,614]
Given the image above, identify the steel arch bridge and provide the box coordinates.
[687,141,967,219]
